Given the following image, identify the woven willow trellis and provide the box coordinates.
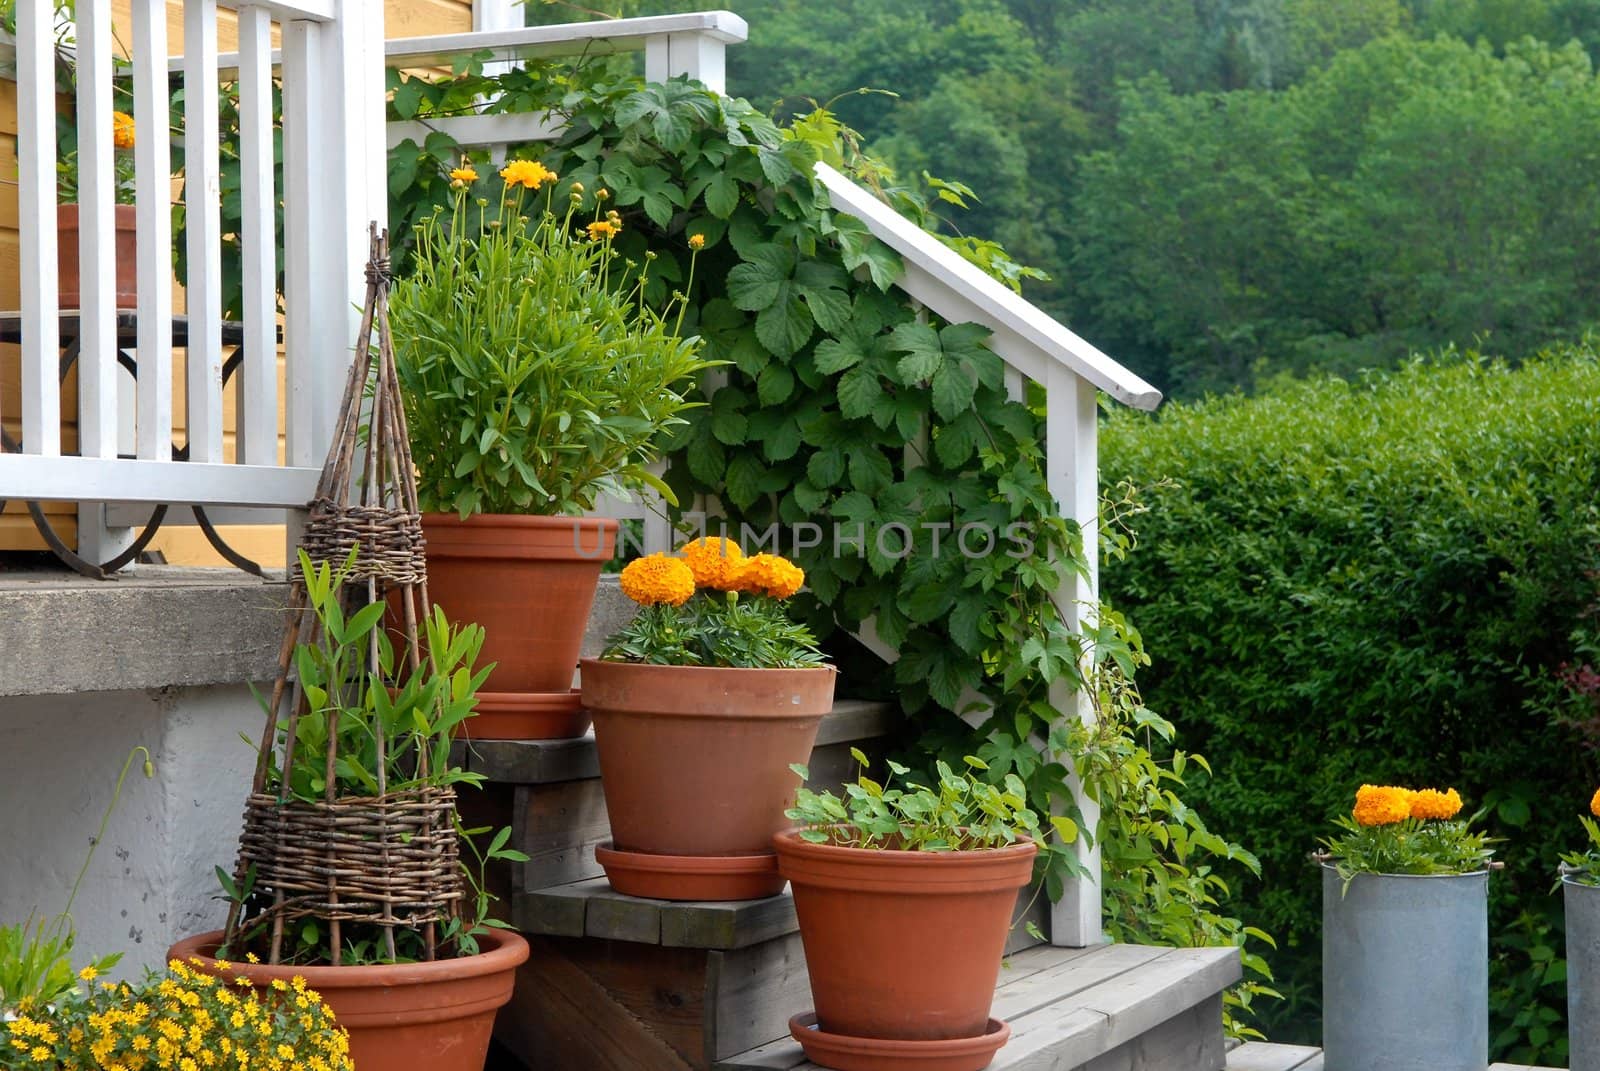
[222,225,462,965]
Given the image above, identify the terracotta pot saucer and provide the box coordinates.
[458,688,590,741]
[789,1013,1011,1071]
[596,842,786,901]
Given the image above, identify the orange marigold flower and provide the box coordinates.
[1352,784,1414,827]
[735,553,805,600]
[619,553,696,607]
[1590,787,1600,818]
[112,111,135,150]
[679,537,744,590]
[500,159,556,190]
[1409,787,1463,821]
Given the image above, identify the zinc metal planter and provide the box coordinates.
[1321,864,1489,1071]
[1566,874,1600,1071]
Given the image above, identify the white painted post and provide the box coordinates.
[236,5,278,467]
[280,19,320,471]
[74,0,134,564]
[16,0,61,457]
[1046,366,1103,948]
[644,32,727,93]
[132,0,173,462]
[183,0,225,464]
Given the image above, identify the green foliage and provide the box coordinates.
[389,184,710,517]
[1560,813,1600,885]
[787,751,1048,852]
[1323,817,1496,881]
[1101,346,1600,1055]
[603,595,827,668]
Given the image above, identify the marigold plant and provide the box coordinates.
[1,958,351,1071]
[1322,783,1494,883]
[602,538,826,668]
[1558,787,1600,886]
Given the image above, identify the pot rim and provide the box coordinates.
[167,927,530,988]
[773,827,1037,864]
[1316,861,1491,880]
[581,658,837,678]
[420,512,619,530]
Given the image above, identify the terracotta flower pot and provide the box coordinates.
[419,513,616,736]
[773,830,1036,1055]
[580,659,836,900]
[57,203,137,310]
[167,928,529,1071]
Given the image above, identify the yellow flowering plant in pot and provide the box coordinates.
[579,537,836,902]
[1318,784,1496,1071]
[389,160,712,741]
[1559,788,1600,1071]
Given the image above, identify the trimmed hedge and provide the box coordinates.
[1101,345,1600,1061]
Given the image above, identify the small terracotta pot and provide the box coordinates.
[461,688,590,741]
[580,659,836,899]
[420,513,616,731]
[167,928,529,1071]
[57,203,137,310]
[773,831,1037,1045]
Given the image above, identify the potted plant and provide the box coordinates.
[168,550,531,1071]
[581,536,835,900]
[1560,787,1600,1071]
[390,161,710,739]
[56,108,139,310]
[3,958,353,1069]
[773,754,1046,1071]
[1319,784,1496,1071]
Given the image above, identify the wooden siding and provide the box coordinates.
[0,0,472,565]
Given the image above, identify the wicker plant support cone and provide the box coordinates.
[221,225,461,966]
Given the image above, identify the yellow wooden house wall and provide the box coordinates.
[0,0,473,567]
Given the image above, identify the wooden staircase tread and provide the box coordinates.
[517,877,802,950]
[716,943,1242,1070]
[1226,1042,1323,1070]
[453,698,896,785]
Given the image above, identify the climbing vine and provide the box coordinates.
[387,59,1276,1033]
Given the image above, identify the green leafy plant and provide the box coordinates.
[787,750,1051,852]
[1322,784,1496,882]
[601,537,825,668]
[219,549,527,965]
[389,167,712,518]
[1559,787,1600,885]
[0,747,149,1012]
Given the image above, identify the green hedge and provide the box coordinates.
[1100,346,1600,1062]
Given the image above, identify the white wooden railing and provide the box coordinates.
[0,0,384,561]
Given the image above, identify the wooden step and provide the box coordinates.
[1226,1042,1322,1070]
[719,943,1242,1071]
[453,698,897,785]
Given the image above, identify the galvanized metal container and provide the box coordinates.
[1321,864,1489,1071]
[1566,875,1600,1071]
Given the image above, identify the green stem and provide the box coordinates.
[54,746,154,939]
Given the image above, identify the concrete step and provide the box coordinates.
[720,942,1242,1071]
[1224,1042,1560,1071]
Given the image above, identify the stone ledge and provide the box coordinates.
[0,568,637,698]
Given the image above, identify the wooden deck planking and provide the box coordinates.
[1228,1044,1560,1071]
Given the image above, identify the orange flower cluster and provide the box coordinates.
[1409,787,1463,821]
[619,553,696,607]
[1351,783,1464,826]
[680,537,745,590]
[736,553,805,599]
[1590,787,1600,818]
[112,111,135,150]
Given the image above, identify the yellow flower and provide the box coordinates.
[80,965,100,982]
[499,159,556,190]
[735,554,805,600]
[585,220,621,241]
[1352,784,1414,827]
[1409,787,1463,821]
[449,165,478,188]
[30,1046,50,1061]
[112,111,135,150]
[619,553,697,607]
[679,537,745,590]
[1590,787,1600,818]
[688,233,705,250]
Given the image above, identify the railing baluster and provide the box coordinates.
[185,0,224,463]
[280,20,319,469]
[133,0,173,461]
[17,0,61,456]
[237,4,279,467]
[76,0,117,462]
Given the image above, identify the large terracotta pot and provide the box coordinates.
[580,659,836,900]
[57,203,137,310]
[421,513,616,737]
[167,928,529,1071]
[773,831,1036,1049]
